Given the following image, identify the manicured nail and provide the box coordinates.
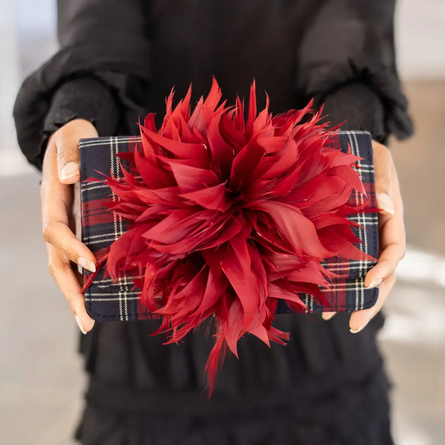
[377,193,394,215]
[78,257,96,273]
[322,312,336,320]
[75,315,87,335]
[61,162,79,181]
[366,278,383,289]
[350,321,369,334]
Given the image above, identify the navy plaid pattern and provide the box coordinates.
[295,132,379,314]
[80,131,379,321]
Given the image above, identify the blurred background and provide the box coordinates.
[1,0,445,444]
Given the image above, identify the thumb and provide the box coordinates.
[372,140,394,215]
[55,119,99,185]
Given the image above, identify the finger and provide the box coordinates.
[372,141,394,215]
[365,243,404,288]
[47,244,95,333]
[53,129,80,185]
[55,119,98,184]
[365,162,405,289]
[43,221,97,272]
[322,311,336,321]
[41,139,96,271]
[349,273,395,333]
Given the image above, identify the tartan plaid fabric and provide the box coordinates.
[79,131,379,322]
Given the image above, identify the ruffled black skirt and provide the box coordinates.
[75,312,393,445]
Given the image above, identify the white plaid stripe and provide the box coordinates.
[94,276,145,284]
[325,261,375,272]
[81,183,111,192]
[85,237,128,244]
[349,132,365,309]
[321,281,374,291]
[347,215,377,223]
[110,138,120,319]
[85,297,140,302]
[79,136,141,149]
[108,137,128,321]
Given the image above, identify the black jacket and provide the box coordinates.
[13,0,413,170]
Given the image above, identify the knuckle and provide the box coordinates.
[57,141,69,161]
[63,291,80,313]
[47,254,68,279]
[47,130,60,153]
[385,275,397,292]
[400,247,407,261]
[62,291,76,311]
[376,141,391,155]
[63,291,73,305]
[376,175,390,185]
[57,128,79,159]
[373,141,387,156]
[47,261,57,279]
[375,179,391,195]
[392,242,406,264]
[42,222,53,243]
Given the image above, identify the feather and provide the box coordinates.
[83,79,377,397]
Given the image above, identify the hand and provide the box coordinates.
[322,140,406,333]
[41,119,99,334]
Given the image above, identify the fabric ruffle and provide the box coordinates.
[75,365,392,445]
[304,58,414,143]
[75,312,392,445]
[13,53,150,169]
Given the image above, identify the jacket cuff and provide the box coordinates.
[302,59,414,144]
[39,77,121,166]
[318,81,386,144]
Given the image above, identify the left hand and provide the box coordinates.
[41,119,99,335]
[322,140,406,333]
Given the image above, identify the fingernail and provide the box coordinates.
[377,193,394,215]
[78,257,96,273]
[350,321,369,334]
[75,315,87,335]
[322,312,336,320]
[61,162,79,181]
[366,278,383,289]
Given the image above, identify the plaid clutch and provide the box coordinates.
[79,131,379,322]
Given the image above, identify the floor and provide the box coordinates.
[1,1,445,444]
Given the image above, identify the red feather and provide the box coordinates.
[84,78,376,397]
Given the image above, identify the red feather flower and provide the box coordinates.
[84,78,374,396]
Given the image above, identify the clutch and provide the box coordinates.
[78,79,379,394]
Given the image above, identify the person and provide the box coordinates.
[13,0,413,443]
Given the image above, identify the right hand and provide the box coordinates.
[41,119,99,334]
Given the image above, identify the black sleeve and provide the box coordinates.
[296,0,414,143]
[13,0,152,170]
[41,77,120,159]
[320,82,386,143]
